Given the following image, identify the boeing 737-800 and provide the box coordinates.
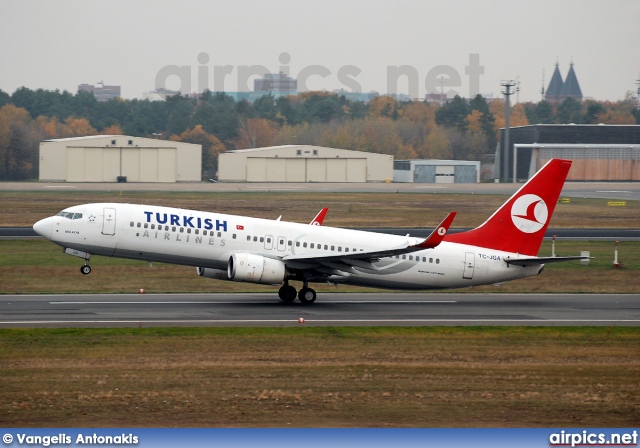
[33,159,585,303]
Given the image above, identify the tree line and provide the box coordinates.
[0,87,638,180]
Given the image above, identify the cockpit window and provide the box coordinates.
[56,211,83,220]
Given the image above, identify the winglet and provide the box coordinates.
[310,208,329,226]
[414,212,457,250]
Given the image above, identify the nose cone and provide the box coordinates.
[33,217,54,239]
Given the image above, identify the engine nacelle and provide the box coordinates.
[196,266,230,281]
[228,253,287,285]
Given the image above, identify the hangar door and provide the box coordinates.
[66,147,176,182]
[246,157,367,182]
[66,147,120,182]
[246,158,306,182]
[307,158,367,182]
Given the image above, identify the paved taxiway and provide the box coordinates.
[1,293,638,328]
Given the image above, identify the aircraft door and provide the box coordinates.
[463,252,475,279]
[277,236,287,252]
[102,208,116,235]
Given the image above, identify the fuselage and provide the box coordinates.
[34,202,543,291]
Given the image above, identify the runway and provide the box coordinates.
[1,293,638,328]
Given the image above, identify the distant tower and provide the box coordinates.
[544,61,583,102]
[544,62,564,102]
[561,61,583,102]
[540,68,545,101]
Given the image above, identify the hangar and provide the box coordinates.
[218,145,393,182]
[39,135,202,182]
[497,124,640,182]
[393,159,480,183]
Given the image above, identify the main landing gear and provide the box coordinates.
[278,281,317,304]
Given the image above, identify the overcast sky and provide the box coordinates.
[1,0,638,103]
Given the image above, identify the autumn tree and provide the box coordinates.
[236,118,277,149]
[170,124,226,179]
[0,104,39,180]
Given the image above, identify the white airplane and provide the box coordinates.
[33,159,585,304]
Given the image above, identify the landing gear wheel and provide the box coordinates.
[80,265,92,275]
[298,287,317,304]
[278,284,297,303]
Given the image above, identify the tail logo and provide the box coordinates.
[511,194,548,233]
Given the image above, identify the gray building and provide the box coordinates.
[254,72,297,94]
[393,160,480,183]
[39,135,201,182]
[218,145,393,182]
[78,82,121,101]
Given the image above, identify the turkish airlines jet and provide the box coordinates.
[33,159,584,304]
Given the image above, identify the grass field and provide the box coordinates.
[1,327,638,427]
[2,190,639,228]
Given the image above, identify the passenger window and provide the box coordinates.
[232,234,236,239]
[345,248,349,252]
[310,243,314,249]
[195,229,199,234]
[253,236,258,242]
[180,227,184,233]
[288,241,292,246]
[217,232,222,237]
[187,228,191,234]
[296,242,300,247]
[331,246,335,251]
[172,226,176,232]
[303,242,307,248]
[260,237,264,243]
[151,224,155,230]
[130,222,134,227]
[409,255,413,260]
[324,245,328,250]
[144,223,148,229]
[267,237,271,243]
[436,259,440,264]
[402,255,406,260]
[137,223,141,228]
[338,247,342,252]
[429,258,433,263]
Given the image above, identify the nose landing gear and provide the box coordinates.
[80,261,91,275]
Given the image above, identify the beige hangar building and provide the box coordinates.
[39,135,202,182]
[218,145,394,182]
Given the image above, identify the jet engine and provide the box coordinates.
[227,253,287,285]
[196,266,230,280]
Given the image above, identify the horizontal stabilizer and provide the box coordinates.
[505,255,592,267]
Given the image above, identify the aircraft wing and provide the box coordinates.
[283,212,456,264]
[504,255,592,266]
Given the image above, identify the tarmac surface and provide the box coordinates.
[1,292,638,328]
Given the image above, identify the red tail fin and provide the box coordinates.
[444,159,572,256]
